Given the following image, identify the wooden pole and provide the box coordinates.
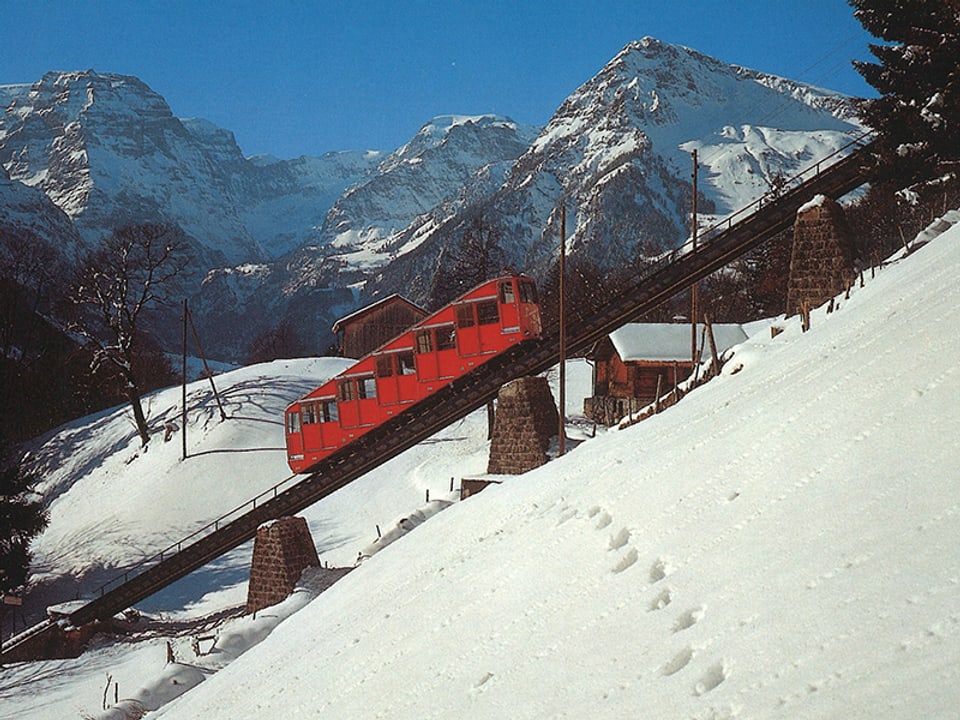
[690,149,699,366]
[558,204,567,456]
[181,299,188,461]
[186,306,228,422]
[704,313,720,377]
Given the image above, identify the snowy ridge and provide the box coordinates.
[0,165,83,257]
[290,113,538,278]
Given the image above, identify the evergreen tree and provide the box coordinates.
[428,209,507,307]
[850,0,960,183]
[245,320,306,364]
[0,449,47,594]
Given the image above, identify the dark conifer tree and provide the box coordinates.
[850,0,960,183]
[427,209,507,308]
[0,449,47,594]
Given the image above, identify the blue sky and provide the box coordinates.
[2,1,877,159]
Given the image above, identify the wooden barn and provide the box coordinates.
[583,322,748,425]
[332,295,429,359]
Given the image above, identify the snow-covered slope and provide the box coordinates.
[3,210,959,718]
[165,217,955,719]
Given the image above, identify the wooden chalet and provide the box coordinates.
[584,322,748,425]
[332,295,429,359]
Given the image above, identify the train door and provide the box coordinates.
[455,300,499,355]
[300,400,322,453]
[498,279,520,332]
[338,375,379,429]
[432,323,458,378]
[375,350,418,405]
[415,324,458,380]
[454,303,480,356]
[518,278,542,335]
[414,328,440,380]
[300,398,339,451]
[286,406,304,459]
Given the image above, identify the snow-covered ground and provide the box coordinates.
[3,214,960,718]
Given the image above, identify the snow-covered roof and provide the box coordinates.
[608,322,748,362]
[331,294,428,333]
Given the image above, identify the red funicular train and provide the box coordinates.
[285,275,542,474]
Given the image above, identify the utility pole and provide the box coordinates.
[690,149,699,366]
[182,299,188,461]
[558,204,566,457]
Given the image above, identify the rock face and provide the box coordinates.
[487,377,560,475]
[786,195,858,316]
[1,41,863,359]
[0,166,82,257]
[246,516,320,615]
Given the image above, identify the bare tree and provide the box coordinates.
[69,224,187,446]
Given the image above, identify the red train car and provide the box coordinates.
[285,275,542,474]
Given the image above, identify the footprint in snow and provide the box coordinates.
[594,511,613,530]
[608,527,631,550]
[468,671,495,696]
[611,547,639,573]
[694,662,727,696]
[648,587,672,611]
[672,606,705,633]
[650,558,672,583]
[661,646,694,676]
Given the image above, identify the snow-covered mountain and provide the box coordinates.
[193,113,540,357]
[1,41,863,360]
[0,165,82,256]
[0,71,380,267]
[369,38,862,303]
[3,210,957,719]
[297,114,539,278]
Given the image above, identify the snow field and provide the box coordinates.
[148,220,960,718]
[1,216,958,719]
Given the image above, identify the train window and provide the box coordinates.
[477,300,500,325]
[338,379,355,402]
[358,376,377,400]
[375,355,393,377]
[399,351,416,375]
[519,280,538,304]
[415,329,433,354]
[435,324,456,350]
[455,304,475,328]
[321,400,338,423]
[302,402,318,425]
[287,410,301,434]
[499,281,516,304]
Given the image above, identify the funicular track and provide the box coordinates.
[2,134,875,661]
